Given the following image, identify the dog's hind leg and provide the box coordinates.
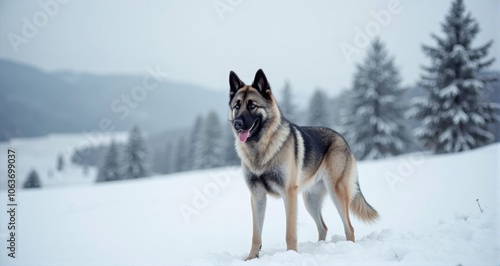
[324,153,356,242]
[303,181,328,241]
[325,179,355,242]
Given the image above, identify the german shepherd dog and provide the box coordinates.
[228,69,379,260]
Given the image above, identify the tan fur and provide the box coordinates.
[284,185,298,250]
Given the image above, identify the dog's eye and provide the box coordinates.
[234,104,240,110]
[248,103,256,110]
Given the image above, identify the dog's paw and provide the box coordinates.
[244,253,259,261]
[244,244,262,260]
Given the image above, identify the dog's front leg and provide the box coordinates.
[246,188,266,260]
[284,186,298,251]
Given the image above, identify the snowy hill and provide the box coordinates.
[0,59,228,141]
[0,135,499,265]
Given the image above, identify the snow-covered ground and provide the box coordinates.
[0,134,499,265]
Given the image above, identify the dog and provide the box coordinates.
[228,69,379,260]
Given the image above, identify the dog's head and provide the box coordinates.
[228,69,277,143]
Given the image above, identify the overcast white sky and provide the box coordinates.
[0,0,498,98]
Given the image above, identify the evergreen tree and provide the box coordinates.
[83,164,89,176]
[24,169,41,188]
[123,126,150,179]
[173,137,189,172]
[194,111,224,169]
[71,147,91,172]
[224,126,240,166]
[407,0,499,153]
[56,154,64,171]
[281,80,296,122]
[204,111,224,168]
[163,142,174,174]
[308,89,330,127]
[189,115,205,170]
[329,94,344,129]
[97,141,121,182]
[341,38,408,160]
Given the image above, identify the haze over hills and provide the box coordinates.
[1,59,499,143]
[0,60,228,141]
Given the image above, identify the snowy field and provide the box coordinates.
[0,132,128,190]
[0,134,499,265]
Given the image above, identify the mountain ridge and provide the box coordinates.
[0,59,228,141]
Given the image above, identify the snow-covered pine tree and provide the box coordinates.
[407,0,499,153]
[163,142,174,174]
[123,126,150,179]
[24,169,41,188]
[196,111,224,169]
[341,38,408,160]
[83,164,89,176]
[56,154,64,171]
[173,137,189,172]
[308,89,330,127]
[97,141,121,182]
[224,126,240,166]
[281,80,296,122]
[189,115,205,170]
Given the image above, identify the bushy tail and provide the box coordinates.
[350,189,379,223]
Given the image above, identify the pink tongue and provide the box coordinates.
[238,130,250,143]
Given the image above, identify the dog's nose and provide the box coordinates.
[233,119,244,130]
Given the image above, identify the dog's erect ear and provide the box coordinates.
[229,71,244,98]
[252,69,272,99]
